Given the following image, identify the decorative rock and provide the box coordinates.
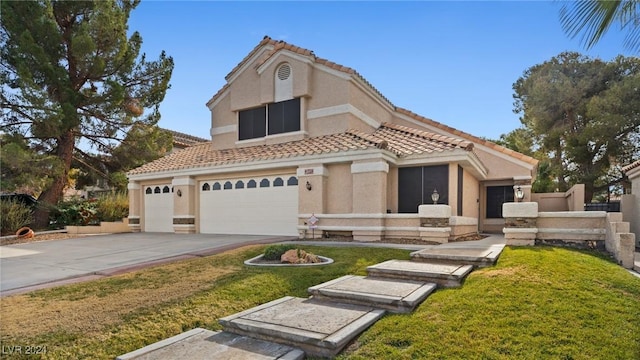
[281,249,321,264]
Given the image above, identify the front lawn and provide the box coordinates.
[0,245,638,359]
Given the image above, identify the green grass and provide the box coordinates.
[1,245,638,359]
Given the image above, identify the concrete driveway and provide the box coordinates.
[0,233,292,296]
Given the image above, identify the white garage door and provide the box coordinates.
[200,175,298,236]
[143,185,174,232]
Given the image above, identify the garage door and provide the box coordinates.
[200,175,298,236]
[143,185,174,232]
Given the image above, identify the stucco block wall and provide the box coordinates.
[386,167,398,213]
[325,163,352,214]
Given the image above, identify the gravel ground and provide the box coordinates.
[0,232,81,246]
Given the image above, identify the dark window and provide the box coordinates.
[145,188,152,194]
[154,186,161,194]
[268,98,300,135]
[247,180,257,188]
[212,182,221,190]
[202,183,210,191]
[457,166,463,216]
[162,186,170,193]
[287,176,298,186]
[235,180,245,189]
[260,178,270,188]
[224,181,233,190]
[239,106,266,140]
[273,177,284,187]
[398,165,449,213]
[486,186,514,219]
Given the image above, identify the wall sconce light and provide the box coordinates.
[515,186,524,202]
[306,181,312,191]
[176,189,182,197]
[431,188,439,204]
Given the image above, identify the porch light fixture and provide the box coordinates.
[515,186,524,201]
[306,181,312,191]
[431,189,439,204]
[176,189,182,197]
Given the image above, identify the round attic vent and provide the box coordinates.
[277,64,291,80]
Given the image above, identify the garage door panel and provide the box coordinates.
[144,186,174,232]
[200,177,298,236]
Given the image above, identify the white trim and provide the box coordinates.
[227,45,274,83]
[503,227,539,234]
[127,182,140,190]
[128,215,140,219]
[296,166,329,177]
[256,51,315,75]
[206,89,229,110]
[385,226,420,231]
[211,124,236,136]
[513,175,532,181]
[234,130,309,146]
[307,104,380,128]
[419,227,452,233]
[173,215,195,219]
[298,213,387,219]
[173,224,196,228]
[172,177,195,186]
[297,225,385,231]
[351,161,389,174]
[537,211,606,218]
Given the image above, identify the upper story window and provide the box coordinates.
[238,98,300,141]
[238,106,266,140]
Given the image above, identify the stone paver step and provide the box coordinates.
[308,275,437,313]
[116,328,304,360]
[219,296,385,358]
[367,260,474,287]
[410,244,505,268]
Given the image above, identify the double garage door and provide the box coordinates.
[199,175,299,236]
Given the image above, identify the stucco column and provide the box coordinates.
[297,165,328,238]
[127,181,141,232]
[351,160,388,241]
[502,202,538,246]
[172,177,196,234]
[513,176,532,202]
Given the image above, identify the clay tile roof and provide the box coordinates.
[395,107,538,166]
[129,124,476,176]
[164,129,208,148]
[207,36,391,108]
[622,159,640,173]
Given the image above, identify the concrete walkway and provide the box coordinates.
[0,233,293,296]
[119,236,507,359]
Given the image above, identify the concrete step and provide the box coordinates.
[367,260,474,287]
[308,275,437,313]
[410,244,505,268]
[219,296,385,358]
[116,328,304,360]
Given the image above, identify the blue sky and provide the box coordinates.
[128,1,633,140]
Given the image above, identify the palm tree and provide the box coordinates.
[560,0,640,52]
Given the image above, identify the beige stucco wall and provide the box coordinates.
[387,167,398,213]
[325,163,352,213]
[625,168,640,240]
[462,168,479,219]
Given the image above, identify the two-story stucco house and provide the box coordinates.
[127,36,538,241]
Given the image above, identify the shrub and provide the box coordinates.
[50,198,98,227]
[0,199,33,236]
[262,244,296,260]
[95,192,128,222]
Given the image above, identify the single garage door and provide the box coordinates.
[200,175,298,236]
[143,185,174,232]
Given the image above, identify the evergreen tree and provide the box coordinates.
[1,0,174,227]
